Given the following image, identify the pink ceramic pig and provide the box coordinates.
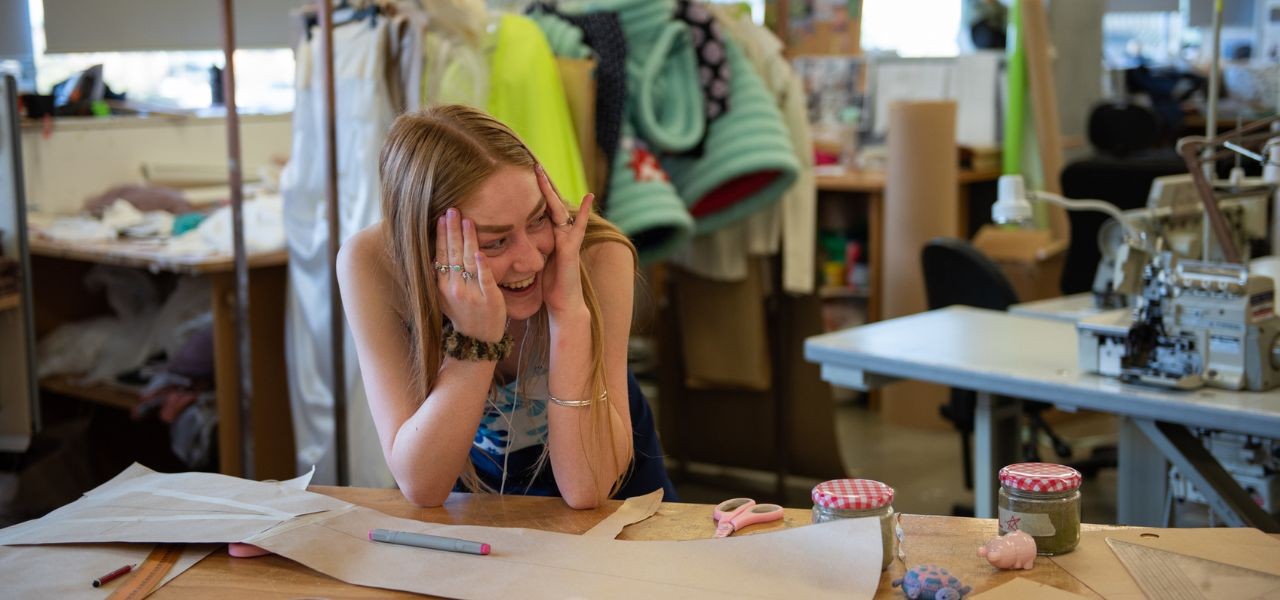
[977,530,1036,570]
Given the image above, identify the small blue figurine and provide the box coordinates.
[892,564,971,600]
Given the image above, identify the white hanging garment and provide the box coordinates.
[280,18,397,487]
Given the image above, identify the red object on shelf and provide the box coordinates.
[844,240,862,288]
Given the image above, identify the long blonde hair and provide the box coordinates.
[379,105,634,499]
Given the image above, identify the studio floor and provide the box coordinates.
[673,399,1123,521]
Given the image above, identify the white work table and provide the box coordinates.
[1008,291,1109,323]
[805,305,1280,530]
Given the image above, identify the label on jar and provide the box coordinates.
[998,507,1056,537]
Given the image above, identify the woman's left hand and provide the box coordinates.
[536,164,594,319]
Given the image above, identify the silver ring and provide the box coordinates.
[450,264,463,272]
[461,270,475,282]
[560,216,575,228]
[434,262,449,273]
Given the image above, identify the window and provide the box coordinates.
[861,0,963,57]
[26,0,295,114]
[706,0,766,24]
[1102,11,1182,68]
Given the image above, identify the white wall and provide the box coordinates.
[21,113,291,215]
[42,0,300,52]
[1051,0,1105,155]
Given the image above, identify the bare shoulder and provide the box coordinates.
[339,224,387,271]
[338,224,402,313]
[583,240,635,277]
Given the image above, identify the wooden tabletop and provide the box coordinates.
[29,237,287,275]
[154,486,1126,599]
[816,166,1002,193]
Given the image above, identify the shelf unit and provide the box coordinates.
[817,285,869,301]
[40,374,142,411]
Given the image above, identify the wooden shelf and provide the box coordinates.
[0,292,17,312]
[40,375,142,411]
[818,285,869,300]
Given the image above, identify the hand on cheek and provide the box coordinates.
[535,164,592,319]
[434,208,507,342]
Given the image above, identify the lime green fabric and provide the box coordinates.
[488,13,589,206]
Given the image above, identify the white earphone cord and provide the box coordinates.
[497,318,532,495]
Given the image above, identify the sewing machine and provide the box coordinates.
[1090,174,1268,309]
[992,117,1280,393]
[1078,251,1280,392]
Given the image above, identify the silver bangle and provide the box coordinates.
[548,391,607,408]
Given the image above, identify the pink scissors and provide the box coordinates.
[712,498,784,538]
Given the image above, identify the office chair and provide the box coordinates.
[921,238,1075,515]
[1060,102,1191,295]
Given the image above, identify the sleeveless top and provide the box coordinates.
[464,367,678,501]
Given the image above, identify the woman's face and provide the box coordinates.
[455,164,555,321]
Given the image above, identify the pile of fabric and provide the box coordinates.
[25,182,285,259]
[36,267,217,470]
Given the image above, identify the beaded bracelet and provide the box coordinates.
[441,323,513,362]
[548,391,608,408]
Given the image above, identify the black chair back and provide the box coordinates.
[1059,152,1187,294]
[1087,102,1160,157]
[921,237,1019,311]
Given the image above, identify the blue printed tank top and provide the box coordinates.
[465,368,678,501]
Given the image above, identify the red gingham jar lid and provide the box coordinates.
[811,479,895,510]
[999,463,1082,493]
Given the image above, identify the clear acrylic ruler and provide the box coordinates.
[1106,537,1280,599]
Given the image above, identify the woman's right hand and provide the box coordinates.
[435,207,506,342]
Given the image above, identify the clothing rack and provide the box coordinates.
[315,0,349,487]
[218,0,255,478]
[217,0,350,482]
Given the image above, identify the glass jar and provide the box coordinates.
[811,479,897,570]
[997,463,1082,555]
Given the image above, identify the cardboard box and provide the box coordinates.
[971,225,1067,302]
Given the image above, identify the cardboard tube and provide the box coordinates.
[882,100,958,430]
[883,100,958,319]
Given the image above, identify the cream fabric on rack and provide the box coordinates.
[670,7,815,295]
[281,18,398,487]
[388,8,426,113]
[418,0,490,108]
[422,29,489,108]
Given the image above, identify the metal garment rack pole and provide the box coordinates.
[1203,0,1223,178]
[318,0,348,486]
[219,0,254,479]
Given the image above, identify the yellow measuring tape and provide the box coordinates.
[106,544,182,600]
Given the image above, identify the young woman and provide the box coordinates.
[338,105,676,508]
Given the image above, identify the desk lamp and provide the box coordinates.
[991,174,1145,248]
[990,174,1150,304]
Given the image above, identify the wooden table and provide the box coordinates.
[815,166,1000,322]
[156,486,1125,599]
[28,237,294,480]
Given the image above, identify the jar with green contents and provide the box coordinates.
[997,462,1082,555]
[811,479,897,570]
